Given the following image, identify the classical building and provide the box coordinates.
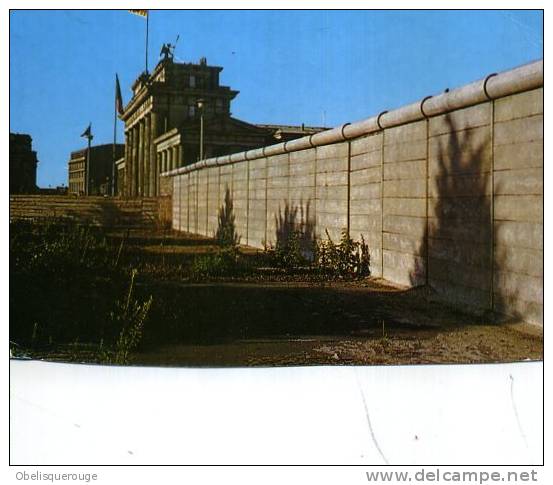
[10,133,38,194]
[119,55,326,197]
[115,156,126,196]
[68,144,124,195]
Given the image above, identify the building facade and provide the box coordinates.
[10,133,38,194]
[119,55,326,197]
[68,144,124,195]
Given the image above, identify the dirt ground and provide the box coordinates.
[131,277,542,367]
[15,229,543,367]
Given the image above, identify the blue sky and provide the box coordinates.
[10,9,543,188]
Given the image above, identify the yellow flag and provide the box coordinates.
[129,9,148,18]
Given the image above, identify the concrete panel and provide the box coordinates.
[429,277,490,310]
[316,185,348,200]
[384,121,426,145]
[383,232,425,256]
[232,163,248,181]
[494,246,543,278]
[494,195,542,222]
[178,175,188,232]
[494,88,543,123]
[316,143,349,160]
[494,168,542,195]
[249,156,267,171]
[267,176,289,189]
[494,270,543,305]
[383,160,426,180]
[351,166,381,185]
[188,173,198,234]
[383,140,426,164]
[428,195,490,221]
[383,197,426,217]
[266,153,289,167]
[351,150,381,171]
[316,212,348,227]
[429,103,491,137]
[350,184,379,201]
[289,182,315,198]
[289,160,316,176]
[350,214,381,236]
[289,174,316,189]
[350,182,381,200]
[350,199,381,216]
[172,176,180,231]
[428,256,490,292]
[317,172,348,188]
[369,249,383,278]
[429,173,491,197]
[383,215,426,238]
[383,179,426,198]
[350,212,381,232]
[428,127,491,177]
[317,198,348,213]
[205,170,218,236]
[250,168,266,180]
[316,157,348,174]
[428,217,491,244]
[494,221,543,250]
[494,114,543,146]
[350,133,382,157]
[383,250,425,286]
[266,187,289,201]
[289,148,316,163]
[248,185,266,197]
[493,293,543,326]
[428,237,490,269]
[493,140,543,171]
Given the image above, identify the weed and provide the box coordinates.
[99,269,153,365]
[215,189,240,248]
[190,248,238,278]
[314,229,371,279]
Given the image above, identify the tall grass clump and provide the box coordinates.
[99,269,153,365]
[215,188,240,248]
[191,187,242,279]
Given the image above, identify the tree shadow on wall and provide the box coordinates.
[274,199,316,261]
[215,187,240,247]
[409,113,512,321]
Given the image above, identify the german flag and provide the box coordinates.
[115,74,124,115]
[129,9,148,17]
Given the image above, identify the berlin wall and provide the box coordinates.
[164,60,543,326]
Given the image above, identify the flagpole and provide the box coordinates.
[112,76,117,196]
[86,133,91,196]
[145,12,149,73]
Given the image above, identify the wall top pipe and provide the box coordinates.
[162,59,543,177]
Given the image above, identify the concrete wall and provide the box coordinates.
[165,61,543,325]
[10,195,172,230]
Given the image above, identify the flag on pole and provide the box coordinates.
[81,123,92,139]
[129,9,148,17]
[115,74,124,115]
[129,9,150,72]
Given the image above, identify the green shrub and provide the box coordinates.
[315,229,371,278]
[271,202,315,269]
[273,229,307,269]
[10,220,113,277]
[190,248,238,278]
